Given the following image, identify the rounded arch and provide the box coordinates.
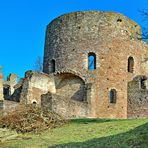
[54,70,85,82]
[128,56,134,73]
[32,100,37,105]
[55,72,86,102]
[55,72,85,88]
[88,52,96,70]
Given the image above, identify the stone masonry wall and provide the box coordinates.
[53,73,88,118]
[6,74,18,95]
[41,72,96,118]
[3,73,18,101]
[1,11,147,119]
[43,11,145,118]
[41,92,88,118]
[20,71,56,105]
[127,76,148,118]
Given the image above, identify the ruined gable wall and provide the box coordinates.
[20,71,55,105]
[10,79,24,102]
[3,73,18,100]
[7,74,18,95]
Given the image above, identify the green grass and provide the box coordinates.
[0,118,148,148]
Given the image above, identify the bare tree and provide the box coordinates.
[140,9,148,39]
[34,56,43,72]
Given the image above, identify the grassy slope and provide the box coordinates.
[0,118,148,148]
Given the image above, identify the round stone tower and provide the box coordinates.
[43,11,141,76]
[43,11,144,118]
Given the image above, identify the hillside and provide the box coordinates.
[0,118,148,148]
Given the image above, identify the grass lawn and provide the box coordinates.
[0,118,148,148]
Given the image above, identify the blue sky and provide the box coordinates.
[0,0,147,79]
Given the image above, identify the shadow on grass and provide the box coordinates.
[70,118,123,124]
[51,122,148,148]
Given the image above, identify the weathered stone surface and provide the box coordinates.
[2,100,19,113]
[42,11,148,118]
[52,73,88,118]
[20,71,55,105]
[127,76,148,118]
[3,73,18,101]
[1,11,148,119]
[6,74,18,95]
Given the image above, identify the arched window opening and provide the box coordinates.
[128,57,134,73]
[50,59,55,73]
[3,87,10,96]
[109,89,117,103]
[3,86,10,100]
[140,77,147,89]
[88,52,96,70]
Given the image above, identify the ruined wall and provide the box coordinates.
[3,73,18,100]
[43,11,145,118]
[1,11,146,119]
[7,74,18,95]
[53,73,88,118]
[2,100,19,113]
[52,94,88,118]
[41,93,88,118]
[41,73,88,118]
[20,71,55,105]
[1,72,21,111]
[11,79,24,102]
[127,76,148,118]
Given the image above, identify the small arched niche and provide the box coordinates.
[109,89,117,103]
[128,56,134,73]
[88,52,96,70]
[32,100,37,105]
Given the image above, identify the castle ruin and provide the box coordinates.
[0,11,148,119]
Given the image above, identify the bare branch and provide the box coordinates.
[139,9,148,40]
[34,56,43,72]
